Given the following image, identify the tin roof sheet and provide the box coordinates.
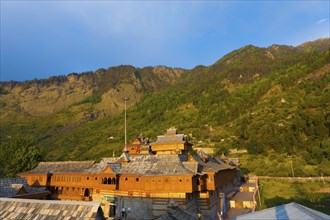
[231,202,330,220]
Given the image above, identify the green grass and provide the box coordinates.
[257,179,330,215]
[236,153,322,177]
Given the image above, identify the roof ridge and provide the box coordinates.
[40,160,95,164]
[0,197,101,206]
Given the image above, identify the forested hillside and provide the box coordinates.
[0,38,329,178]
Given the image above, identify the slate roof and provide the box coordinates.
[182,162,199,173]
[84,158,118,174]
[21,152,234,177]
[231,192,254,202]
[22,161,95,174]
[151,134,187,145]
[83,155,195,176]
[0,197,105,220]
[202,162,235,173]
[230,202,330,220]
[0,178,49,198]
[190,155,235,173]
[120,155,195,176]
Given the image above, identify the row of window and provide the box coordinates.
[122,177,190,183]
[50,186,82,194]
[50,186,96,196]
[31,175,192,186]
[51,175,119,185]
[53,176,83,182]
[102,178,118,185]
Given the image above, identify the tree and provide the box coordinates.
[0,136,42,178]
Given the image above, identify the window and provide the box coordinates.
[87,177,89,180]
[125,177,128,181]
[95,177,98,180]
[136,178,139,182]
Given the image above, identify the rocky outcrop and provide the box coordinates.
[0,66,185,120]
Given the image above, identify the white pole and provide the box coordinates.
[124,97,128,152]
[257,185,262,208]
[291,160,294,178]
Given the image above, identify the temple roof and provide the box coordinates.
[22,152,234,176]
[0,178,49,198]
[81,158,117,174]
[150,127,192,146]
[120,155,194,176]
[21,161,95,174]
[151,134,188,145]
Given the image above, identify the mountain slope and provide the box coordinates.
[0,65,185,118]
[0,38,329,177]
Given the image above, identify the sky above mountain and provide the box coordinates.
[1,1,329,81]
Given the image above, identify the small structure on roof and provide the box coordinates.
[230,202,330,220]
[127,134,150,155]
[150,127,193,155]
[0,197,105,220]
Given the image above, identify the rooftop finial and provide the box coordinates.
[165,127,177,136]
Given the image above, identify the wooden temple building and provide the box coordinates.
[20,128,239,219]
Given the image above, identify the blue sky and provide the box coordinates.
[1,1,329,81]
